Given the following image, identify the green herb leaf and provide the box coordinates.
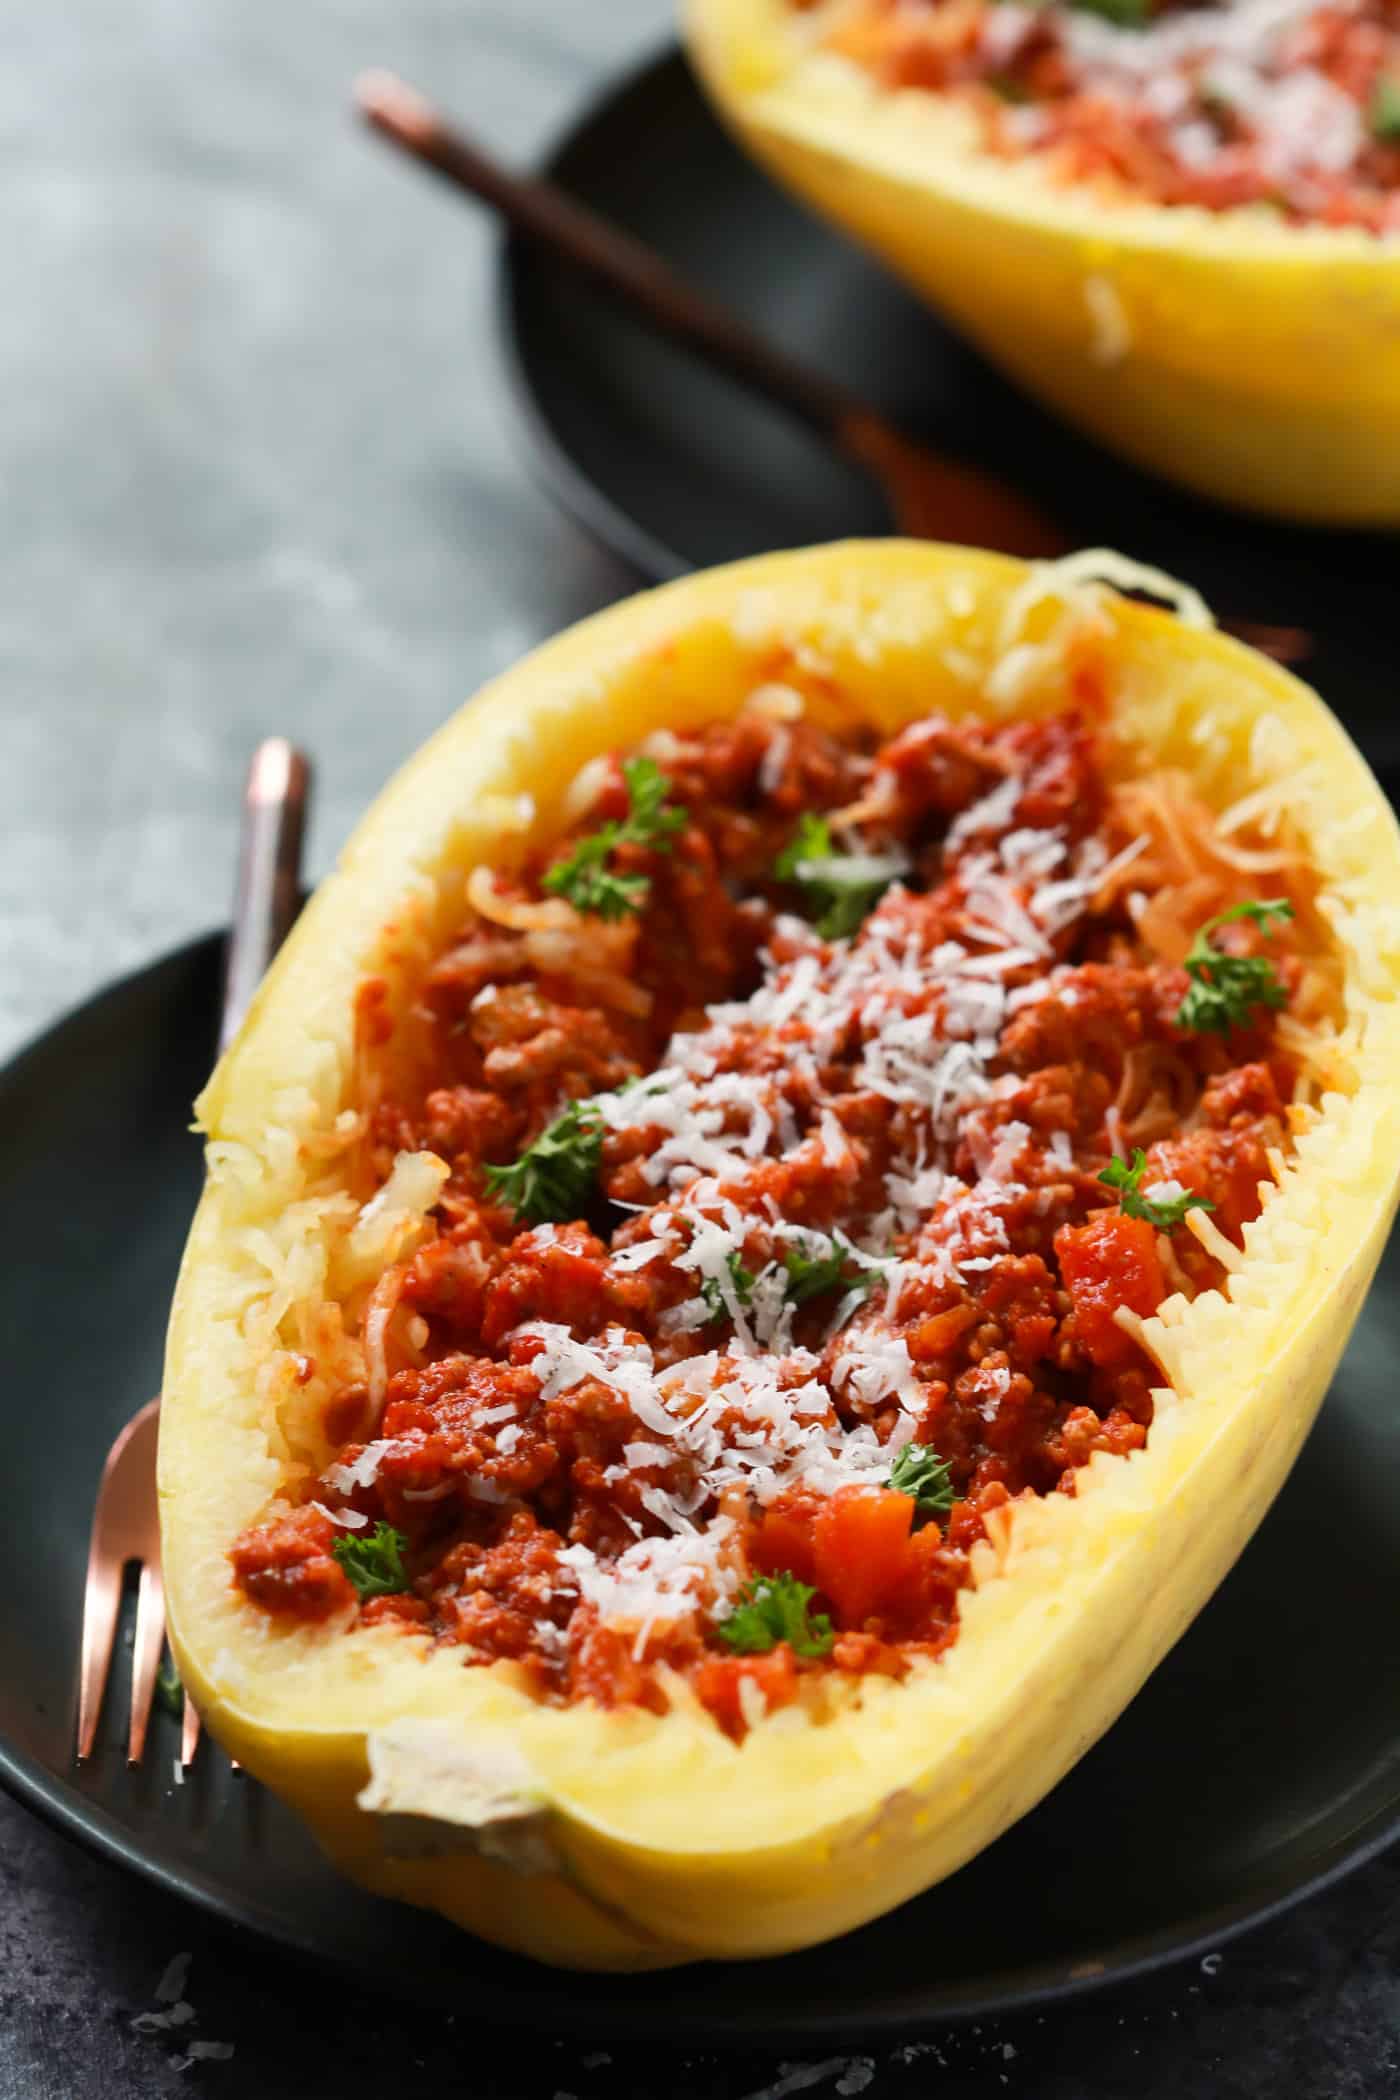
[1177,898,1294,1034]
[333,1521,411,1601]
[716,1572,835,1659]
[781,1230,884,1309]
[1371,73,1400,141]
[155,1659,183,1718]
[542,757,687,919]
[1098,1148,1216,1230]
[1204,898,1295,932]
[774,812,832,883]
[889,1443,958,1522]
[541,839,648,922]
[699,1250,756,1322]
[1067,0,1149,24]
[483,1099,604,1223]
[774,813,908,941]
[619,756,688,845]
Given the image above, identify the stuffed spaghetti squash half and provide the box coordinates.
[161,541,1400,1970]
[684,0,1400,523]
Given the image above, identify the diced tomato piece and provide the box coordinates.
[694,1645,799,1741]
[889,1518,975,1637]
[1055,1211,1165,1371]
[749,1502,819,1587]
[899,1519,950,1596]
[812,1486,914,1628]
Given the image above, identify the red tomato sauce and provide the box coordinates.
[231,702,1304,1733]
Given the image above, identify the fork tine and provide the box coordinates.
[180,1690,201,1767]
[128,1559,165,1766]
[76,1544,123,1763]
[80,1398,162,1762]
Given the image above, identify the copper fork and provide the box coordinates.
[77,738,310,1767]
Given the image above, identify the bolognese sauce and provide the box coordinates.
[231,690,1330,1736]
[798,0,1400,233]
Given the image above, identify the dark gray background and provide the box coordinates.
[4,1,1400,2094]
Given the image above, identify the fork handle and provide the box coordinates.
[219,739,311,1054]
[195,737,308,1768]
[355,71,862,450]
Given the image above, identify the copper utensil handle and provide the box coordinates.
[186,738,307,1767]
[356,70,862,448]
[354,73,1309,656]
[219,739,311,1054]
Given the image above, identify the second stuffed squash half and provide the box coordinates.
[161,541,1400,1970]
[684,0,1400,524]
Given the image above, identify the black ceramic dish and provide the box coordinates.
[498,47,1400,781]
[2,890,1400,2043]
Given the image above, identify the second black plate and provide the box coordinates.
[500,47,1400,779]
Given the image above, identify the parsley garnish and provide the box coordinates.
[483,1098,604,1223]
[716,1572,835,1659]
[1371,74,1400,141]
[1177,898,1294,1034]
[774,814,906,940]
[699,1251,756,1322]
[545,856,647,922]
[889,1443,958,1523]
[542,757,687,920]
[155,1659,183,1718]
[1098,1149,1216,1231]
[1068,0,1148,22]
[782,1230,884,1308]
[332,1521,411,1601]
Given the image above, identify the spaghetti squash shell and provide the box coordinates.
[161,541,1400,1969]
[684,0,1400,524]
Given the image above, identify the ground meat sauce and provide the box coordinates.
[805,0,1400,232]
[231,700,1305,1737]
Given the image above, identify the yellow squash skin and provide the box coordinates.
[684,0,1400,523]
[160,542,1400,1970]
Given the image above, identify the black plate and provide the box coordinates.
[500,47,1400,779]
[3,933,1400,2043]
